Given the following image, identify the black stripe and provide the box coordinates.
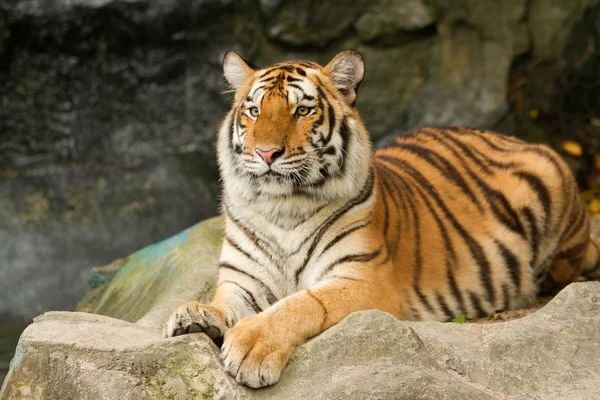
[220,280,262,314]
[287,76,302,82]
[555,241,587,260]
[501,284,510,312]
[436,293,454,320]
[306,290,328,330]
[379,162,464,315]
[326,98,336,144]
[413,130,526,237]
[424,129,493,175]
[487,190,526,237]
[394,172,434,314]
[378,173,403,256]
[295,169,375,283]
[319,247,382,279]
[521,207,540,267]
[523,146,566,184]
[470,132,525,153]
[259,65,294,78]
[495,239,521,292]
[468,144,520,169]
[224,204,282,263]
[377,166,410,235]
[381,179,390,237]
[225,235,261,266]
[391,141,484,211]
[259,76,278,83]
[218,262,277,303]
[331,275,362,282]
[227,114,236,153]
[468,291,488,318]
[559,203,587,245]
[338,117,350,172]
[297,61,320,68]
[249,84,266,98]
[514,172,551,229]
[523,145,567,222]
[219,262,267,287]
[288,83,305,94]
[296,67,306,76]
[313,98,325,129]
[320,221,371,257]
[315,86,331,138]
[447,261,466,315]
[377,156,496,306]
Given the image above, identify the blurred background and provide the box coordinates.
[1,0,600,382]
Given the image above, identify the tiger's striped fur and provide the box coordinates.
[164,50,600,388]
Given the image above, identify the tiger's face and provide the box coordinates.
[218,50,371,204]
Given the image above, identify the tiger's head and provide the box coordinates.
[217,50,372,209]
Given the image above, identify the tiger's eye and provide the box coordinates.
[296,106,311,117]
[249,106,260,117]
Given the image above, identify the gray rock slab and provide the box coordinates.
[3,282,600,399]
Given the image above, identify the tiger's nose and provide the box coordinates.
[255,147,285,165]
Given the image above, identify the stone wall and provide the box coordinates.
[1,0,599,322]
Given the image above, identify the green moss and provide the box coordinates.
[147,343,216,400]
[85,217,224,322]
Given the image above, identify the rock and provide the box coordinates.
[401,0,529,130]
[355,0,436,42]
[76,217,224,327]
[260,0,372,46]
[3,216,600,399]
[0,312,242,400]
[0,155,221,323]
[12,0,116,17]
[3,282,600,399]
[529,0,600,59]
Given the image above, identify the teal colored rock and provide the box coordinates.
[77,217,225,327]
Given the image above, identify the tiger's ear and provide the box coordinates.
[323,50,365,105]
[223,51,256,90]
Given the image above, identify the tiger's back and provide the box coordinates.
[375,126,596,320]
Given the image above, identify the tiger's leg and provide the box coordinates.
[220,275,401,388]
[540,212,591,294]
[163,266,273,341]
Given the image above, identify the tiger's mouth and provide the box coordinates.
[244,161,323,188]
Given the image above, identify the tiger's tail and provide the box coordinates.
[582,237,600,280]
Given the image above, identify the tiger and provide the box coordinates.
[164,50,600,388]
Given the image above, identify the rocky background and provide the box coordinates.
[1,0,600,324]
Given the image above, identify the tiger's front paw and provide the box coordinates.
[163,301,226,340]
[221,314,293,388]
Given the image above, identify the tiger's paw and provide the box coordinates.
[163,301,225,340]
[221,314,293,388]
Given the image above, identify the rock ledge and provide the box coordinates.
[2,282,600,400]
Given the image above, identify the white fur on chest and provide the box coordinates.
[223,198,342,298]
